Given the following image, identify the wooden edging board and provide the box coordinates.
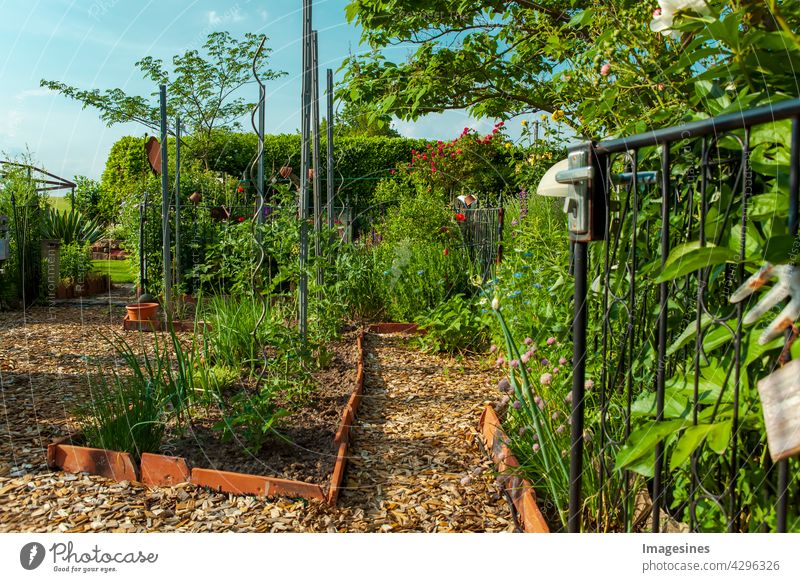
[479,405,550,533]
[47,329,366,506]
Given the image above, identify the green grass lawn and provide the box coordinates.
[92,259,135,284]
[48,196,72,212]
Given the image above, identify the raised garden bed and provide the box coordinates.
[479,404,549,533]
[121,315,208,333]
[47,330,365,505]
[55,274,111,299]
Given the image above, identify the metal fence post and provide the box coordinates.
[159,84,171,315]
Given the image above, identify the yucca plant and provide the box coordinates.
[41,207,103,244]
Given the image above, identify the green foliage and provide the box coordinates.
[72,176,103,222]
[58,241,92,285]
[415,294,489,354]
[41,208,104,245]
[214,386,289,455]
[78,374,166,463]
[42,32,286,168]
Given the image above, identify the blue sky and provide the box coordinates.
[0,0,528,186]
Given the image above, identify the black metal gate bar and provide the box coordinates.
[571,97,800,533]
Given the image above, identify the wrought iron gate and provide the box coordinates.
[565,99,800,533]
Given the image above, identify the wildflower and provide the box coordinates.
[540,358,550,366]
[514,272,523,279]
[505,142,513,149]
[600,63,611,77]
[547,337,556,345]
[497,378,511,393]
[532,432,539,441]
[521,119,528,127]
[518,426,527,436]
[553,367,560,374]
[556,425,565,435]
[489,344,498,353]
[491,296,500,310]
[512,400,522,410]
[585,379,595,390]
[559,357,567,365]
[524,337,533,345]
[520,352,530,364]
[533,283,543,289]
[551,110,566,122]
[532,443,540,453]
[540,373,553,386]
[510,359,519,368]
[551,411,559,421]
[650,0,711,37]
[454,213,466,222]
[496,356,505,367]
[565,391,573,404]
[534,395,544,409]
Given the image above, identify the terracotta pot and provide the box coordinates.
[126,302,159,322]
[189,191,202,205]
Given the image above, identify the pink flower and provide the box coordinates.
[553,367,560,374]
[534,395,545,409]
[600,63,611,77]
[551,411,560,421]
[512,400,522,410]
[556,425,565,435]
[546,337,556,345]
[559,357,567,365]
[653,8,661,17]
[657,83,666,91]
[565,391,573,404]
[510,359,519,368]
[532,443,540,453]
[540,373,553,386]
[524,337,533,345]
[496,356,505,366]
[521,352,531,364]
[585,379,595,390]
[489,344,498,353]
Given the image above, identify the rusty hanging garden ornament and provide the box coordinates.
[730,263,800,463]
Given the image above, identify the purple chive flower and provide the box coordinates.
[489,344,498,353]
[565,391,573,404]
[553,367,560,374]
[521,352,531,364]
[496,356,505,366]
[540,358,550,366]
[556,425,565,435]
[534,396,545,410]
[518,426,528,436]
[540,373,553,386]
[551,411,560,421]
[524,337,533,345]
[532,432,539,441]
[585,379,595,390]
[559,357,567,366]
[511,219,518,226]
[510,359,519,368]
[546,337,556,345]
[532,443,540,453]
[498,378,511,393]
[512,400,522,410]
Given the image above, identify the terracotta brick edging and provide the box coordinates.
[479,405,550,533]
[46,329,367,507]
[365,322,424,335]
[122,315,209,333]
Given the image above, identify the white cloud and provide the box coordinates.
[259,9,269,22]
[207,8,245,26]
[15,87,54,101]
[0,110,24,139]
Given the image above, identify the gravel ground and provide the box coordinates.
[0,306,514,532]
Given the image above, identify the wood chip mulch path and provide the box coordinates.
[0,307,514,532]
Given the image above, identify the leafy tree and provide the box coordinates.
[41,32,285,167]
[72,176,103,222]
[342,1,800,138]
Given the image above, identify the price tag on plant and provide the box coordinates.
[757,359,800,463]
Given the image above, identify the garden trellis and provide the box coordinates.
[563,98,800,533]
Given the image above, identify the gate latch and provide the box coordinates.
[556,149,595,241]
